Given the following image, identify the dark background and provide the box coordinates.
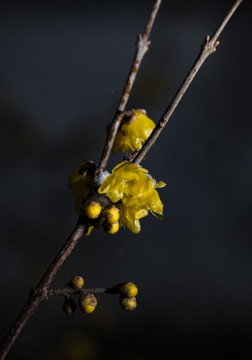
[0,0,251,359]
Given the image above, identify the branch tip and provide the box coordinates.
[133,0,243,165]
[97,0,162,172]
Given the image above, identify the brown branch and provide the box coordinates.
[97,0,162,173]
[0,3,161,357]
[0,219,86,360]
[0,3,162,357]
[133,0,243,166]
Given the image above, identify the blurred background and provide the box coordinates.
[0,0,251,358]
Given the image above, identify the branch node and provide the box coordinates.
[137,34,142,42]
[205,35,210,43]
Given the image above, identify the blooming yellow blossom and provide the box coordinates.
[112,109,155,153]
[98,161,166,233]
[68,162,93,215]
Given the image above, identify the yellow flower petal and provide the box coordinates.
[112,110,155,154]
[155,181,166,188]
[118,202,141,234]
[86,225,94,236]
[98,161,165,233]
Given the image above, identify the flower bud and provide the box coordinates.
[79,294,97,314]
[120,296,137,311]
[83,200,102,219]
[103,220,120,235]
[120,282,138,298]
[71,276,84,290]
[103,205,120,224]
[63,297,77,315]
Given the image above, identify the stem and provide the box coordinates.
[47,284,121,297]
[97,0,162,173]
[133,0,243,166]
[0,220,86,360]
[47,288,107,297]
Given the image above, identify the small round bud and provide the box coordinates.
[71,276,84,289]
[103,205,120,224]
[84,200,102,219]
[120,282,138,298]
[120,296,137,311]
[63,297,77,315]
[103,220,120,234]
[79,294,97,314]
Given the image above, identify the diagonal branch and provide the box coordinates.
[97,0,162,173]
[133,0,243,166]
[0,219,86,360]
[0,3,162,359]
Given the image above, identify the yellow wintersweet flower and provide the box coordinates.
[68,162,93,215]
[98,161,166,233]
[112,109,155,153]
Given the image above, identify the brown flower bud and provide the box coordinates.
[71,276,84,290]
[120,296,137,311]
[63,297,77,315]
[83,200,102,219]
[103,205,120,224]
[103,220,120,234]
[120,282,138,298]
[79,294,97,314]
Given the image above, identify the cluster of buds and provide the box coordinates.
[119,282,138,311]
[63,275,98,315]
[83,200,120,235]
[61,276,138,315]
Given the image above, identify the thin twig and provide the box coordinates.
[47,288,106,297]
[133,0,243,166]
[97,0,162,173]
[0,220,86,360]
[47,284,121,297]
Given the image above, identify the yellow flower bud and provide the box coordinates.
[120,296,137,311]
[103,205,120,224]
[83,200,102,219]
[63,297,77,315]
[103,220,120,234]
[79,294,97,314]
[120,282,138,298]
[71,276,84,290]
